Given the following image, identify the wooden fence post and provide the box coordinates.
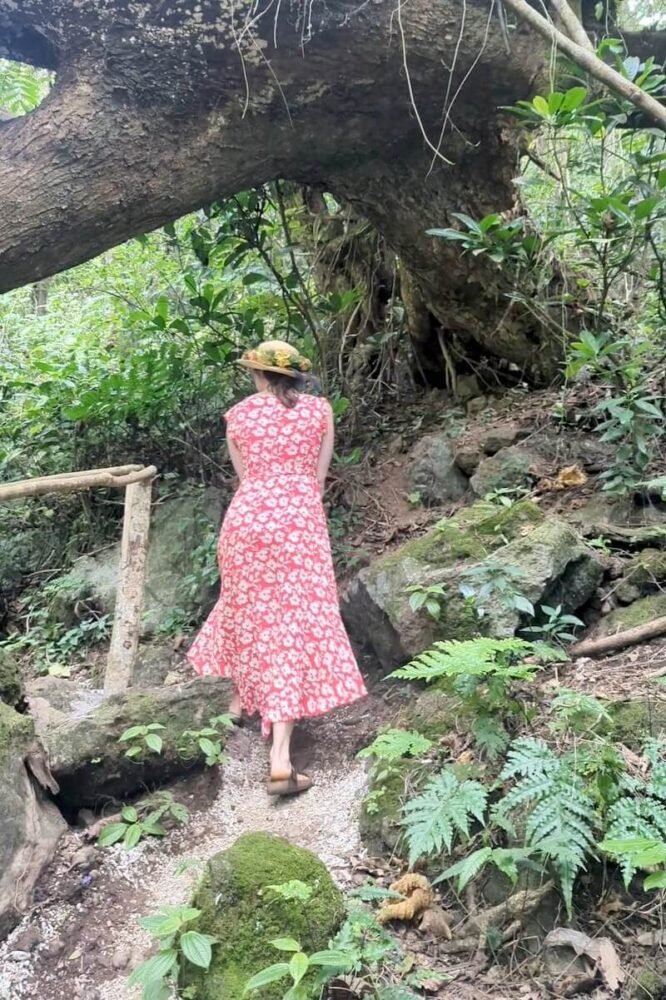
[104,478,153,696]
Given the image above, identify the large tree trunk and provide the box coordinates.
[0,1,661,380]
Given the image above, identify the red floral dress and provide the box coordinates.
[187,393,367,737]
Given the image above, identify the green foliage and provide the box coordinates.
[521,604,585,645]
[428,213,540,267]
[603,738,666,884]
[0,59,52,115]
[358,729,433,763]
[119,722,166,759]
[98,791,189,850]
[129,905,216,1000]
[439,845,536,893]
[391,638,538,757]
[402,768,488,866]
[549,688,611,734]
[599,837,666,891]
[406,583,448,619]
[266,882,314,904]
[243,938,351,999]
[179,714,234,766]
[458,563,535,618]
[331,905,443,999]
[492,738,596,916]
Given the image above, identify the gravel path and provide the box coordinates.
[0,699,382,1000]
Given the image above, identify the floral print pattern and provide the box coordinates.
[187,393,367,737]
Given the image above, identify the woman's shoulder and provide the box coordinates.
[224,394,256,422]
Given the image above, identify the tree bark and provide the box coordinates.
[0,1,663,380]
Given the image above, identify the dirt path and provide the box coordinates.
[0,694,391,1000]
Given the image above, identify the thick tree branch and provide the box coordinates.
[504,0,666,129]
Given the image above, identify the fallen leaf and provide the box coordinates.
[545,928,624,992]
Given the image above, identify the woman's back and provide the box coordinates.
[226,393,328,480]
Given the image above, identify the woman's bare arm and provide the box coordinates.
[316,402,335,496]
[227,433,245,482]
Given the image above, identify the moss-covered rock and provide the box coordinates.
[359,758,419,857]
[185,833,344,1000]
[35,676,231,809]
[0,647,23,707]
[598,594,666,637]
[1,702,66,939]
[623,549,666,593]
[342,501,601,671]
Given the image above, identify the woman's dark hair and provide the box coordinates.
[264,370,303,407]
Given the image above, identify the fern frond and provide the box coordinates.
[358,729,433,762]
[493,737,596,916]
[402,769,488,866]
[606,796,666,885]
[390,638,534,684]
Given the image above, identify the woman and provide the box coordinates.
[187,340,367,796]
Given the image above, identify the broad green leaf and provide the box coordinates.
[644,872,666,891]
[271,938,301,952]
[124,823,143,849]
[289,952,309,985]
[180,931,215,969]
[243,962,290,994]
[119,726,145,741]
[308,950,353,969]
[122,806,139,823]
[128,950,178,987]
[145,733,164,754]
[98,823,128,847]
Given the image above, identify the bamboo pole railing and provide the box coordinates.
[0,464,157,695]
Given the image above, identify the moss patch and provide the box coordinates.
[185,833,343,1000]
[608,699,666,749]
[598,595,666,636]
[0,648,23,708]
[0,701,33,768]
[624,549,666,591]
[379,500,544,570]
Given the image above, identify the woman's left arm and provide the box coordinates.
[227,433,245,482]
[316,401,335,497]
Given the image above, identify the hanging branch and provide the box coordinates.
[503,0,666,130]
[548,0,595,52]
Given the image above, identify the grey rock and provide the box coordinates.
[471,445,545,497]
[406,433,468,507]
[48,487,223,636]
[10,925,41,953]
[454,447,481,477]
[482,423,529,455]
[342,499,601,671]
[34,676,231,809]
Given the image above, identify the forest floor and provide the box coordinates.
[3,639,666,1000]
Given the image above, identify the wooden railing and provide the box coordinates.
[0,464,157,696]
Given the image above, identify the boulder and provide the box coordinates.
[597,594,666,638]
[342,500,602,671]
[470,445,544,497]
[29,676,231,809]
[184,833,344,1000]
[0,702,66,940]
[0,648,23,707]
[406,433,468,506]
[50,487,223,635]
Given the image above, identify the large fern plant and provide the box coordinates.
[402,768,488,866]
[391,638,539,758]
[492,737,597,916]
[603,738,666,885]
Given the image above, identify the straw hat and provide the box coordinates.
[238,340,312,378]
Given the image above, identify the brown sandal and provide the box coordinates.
[267,768,313,797]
